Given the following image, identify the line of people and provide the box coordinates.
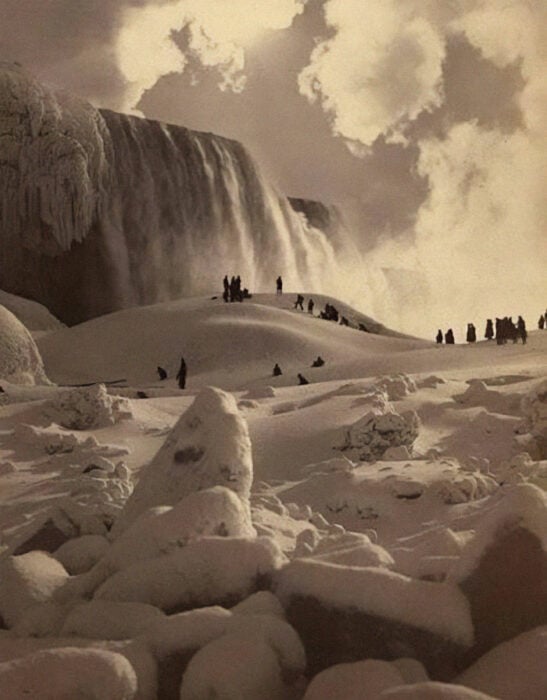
[436,316,528,345]
[273,355,326,385]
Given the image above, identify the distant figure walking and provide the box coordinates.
[466,323,476,343]
[276,276,283,295]
[445,329,455,344]
[311,356,325,367]
[272,363,282,377]
[307,298,314,314]
[495,318,504,345]
[436,330,443,344]
[485,319,494,340]
[507,317,518,343]
[340,316,349,327]
[539,314,545,330]
[294,294,304,310]
[176,356,187,390]
[517,316,527,344]
[298,373,309,385]
[222,275,230,303]
[157,366,167,381]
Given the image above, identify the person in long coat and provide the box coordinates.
[176,356,187,389]
[485,319,494,340]
[436,330,443,344]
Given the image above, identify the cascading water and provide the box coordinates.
[0,62,342,325]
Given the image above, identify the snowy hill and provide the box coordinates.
[0,291,546,699]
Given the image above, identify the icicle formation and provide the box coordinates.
[0,62,111,255]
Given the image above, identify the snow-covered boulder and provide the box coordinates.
[0,304,50,385]
[379,682,498,699]
[113,387,253,535]
[342,406,420,461]
[275,559,473,679]
[449,484,547,662]
[53,534,111,574]
[0,551,69,627]
[304,659,406,699]
[305,531,394,569]
[243,385,276,399]
[179,613,306,700]
[93,537,285,612]
[12,601,70,638]
[60,600,165,640]
[46,384,132,430]
[456,626,547,700]
[0,647,138,700]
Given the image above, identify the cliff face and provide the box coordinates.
[0,63,336,324]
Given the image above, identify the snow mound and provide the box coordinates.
[94,537,285,611]
[341,402,420,461]
[304,659,405,699]
[0,290,64,332]
[0,647,138,700]
[12,601,69,638]
[305,531,394,569]
[497,452,547,487]
[0,305,50,385]
[0,551,68,627]
[456,627,547,700]
[380,682,497,699]
[46,384,132,430]
[276,559,473,645]
[243,385,276,399]
[114,387,253,534]
[53,535,111,575]
[180,613,306,700]
[521,379,547,458]
[60,600,165,640]
[374,374,417,400]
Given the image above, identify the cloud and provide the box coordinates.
[298,0,446,147]
[116,0,306,110]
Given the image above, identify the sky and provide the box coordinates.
[0,0,545,337]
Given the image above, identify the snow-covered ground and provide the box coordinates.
[0,293,545,699]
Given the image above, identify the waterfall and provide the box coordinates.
[0,63,339,325]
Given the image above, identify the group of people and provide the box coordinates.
[222,275,251,303]
[436,316,529,345]
[157,356,187,389]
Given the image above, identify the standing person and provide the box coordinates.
[466,323,476,343]
[157,366,167,381]
[297,373,309,385]
[276,276,283,295]
[272,363,282,377]
[229,276,236,302]
[436,329,443,344]
[517,316,527,344]
[235,275,242,302]
[223,275,229,295]
[445,329,455,344]
[176,356,187,390]
[485,319,494,340]
[495,318,504,345]
[539,314,545,330]
[307,298,314,314]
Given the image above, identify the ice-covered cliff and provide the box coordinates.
[0,63,337,324]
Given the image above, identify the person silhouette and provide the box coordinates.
[436,330,443,344]
[276,276,283,295]
[176,356,187,389]
[157,366,167,381]
[273,363,282,376]
[298,373,309,385]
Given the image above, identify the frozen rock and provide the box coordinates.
[180,613,306,700]
[12,601,70,638]
[46,384,132,430]
[0,305,50,385]
[113,387,253,535]
[304,659,404,699]
[53,534,111,574]
[0,551,69,627]
[94,537,285,612]
[60,600,165,640]
[0,647,138,700]
[456,627,547,700]
[231,591,285,619]
[417,376,446,389]
[383,446,413,461]
[449,484,547,662]
[379,682,498,699]
[342,407,420,461]
[0,461,16,475]
[276,559,473,679]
